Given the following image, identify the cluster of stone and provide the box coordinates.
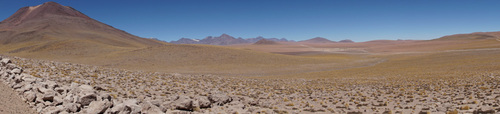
[1,56,500,113]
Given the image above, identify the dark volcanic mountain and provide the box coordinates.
[253,39,278,45]
[199,34,248,45]
[170,34,290,45]
[339,39,354,43]
[0,2,164,55]
[299,37,336,43]
[170,38,200,44]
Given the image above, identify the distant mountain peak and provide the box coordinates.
[339,39,354,43]
[219,34,233,38]
[300,37,335,43]
[1,1,91,26]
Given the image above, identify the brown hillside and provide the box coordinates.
[0,2,165,58]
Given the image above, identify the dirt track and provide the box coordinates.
[0,82,35,114]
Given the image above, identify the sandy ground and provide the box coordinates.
[0,82,35,114]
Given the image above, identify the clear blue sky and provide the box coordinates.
[1,0,500,42]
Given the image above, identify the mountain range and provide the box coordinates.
[170,35,357,45]
[170,34,291,45]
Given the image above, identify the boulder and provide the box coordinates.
[42,91,57,102]
[41,106,64,114]
[87,100,112,114]
[46,81,59,89]
[196,96,211,108]
[173,96,196,111]
[54,87,66,95]
[78,93,97,106]
[140,101,164,114]
[99,93,112,101]
[79,85,94,92]
[0,58,11,66]
[19,82,32,92]
[24,91,37,102]
[109,100,142,114]
[63,103,80,113]
[10,68,22,74]
[63,94,75,104]
[6,63,17,70]
[208,94,232,106]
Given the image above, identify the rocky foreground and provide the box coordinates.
[1,56,500,114]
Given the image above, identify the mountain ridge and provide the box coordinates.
[170,34,291,45]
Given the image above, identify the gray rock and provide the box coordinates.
[63,94,75,104]
[109,103,126,114]
[6,63,16,70]
[63,103,80,113]
[140,101,164,114]
[24,91,37,102]
[78,93,97,106]
[100,93,112,101]
[43,91,56,102]
[54,87,66,95]
[10,68,22,74]
[52,96,63,106]
[23,76,37,83]
[0,58,11,66]
[87,100,112,114]
[173,96,196,111]
[46,81,59,89]
[19,83,32,92]
[41,106,64,114]
[109,101,142,114]
[208,94,232,106]
[196,96,211,108]
[79,85,94,93]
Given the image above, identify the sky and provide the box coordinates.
[1,0,500,42]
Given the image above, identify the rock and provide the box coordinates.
[54,87,66,95]
[63,94,75,104]
[109,103,126,114]
[109,100,142,114]
[63,103,80,113]
[173,96,196,111]
[78,93,97,106]
[208,94,232,106]
[100,93,112,101]
[87,100,112,114]
[19,83,32,92]
[6,63,17,70]
[46,81,59,89]
[37,87,52,94]
[476,106,495,113]
[23,76,37,83]
[10,68,22,74]
[53,96,63,106]
[79,85,94,93]
[43,91,56,102]
[41,106,64,114]
[24,91,37,102]
[140,101,164,114]
[12,82,24,89]
[196,96,211,108]
[0,58,11,66]
[123,99,138,105]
